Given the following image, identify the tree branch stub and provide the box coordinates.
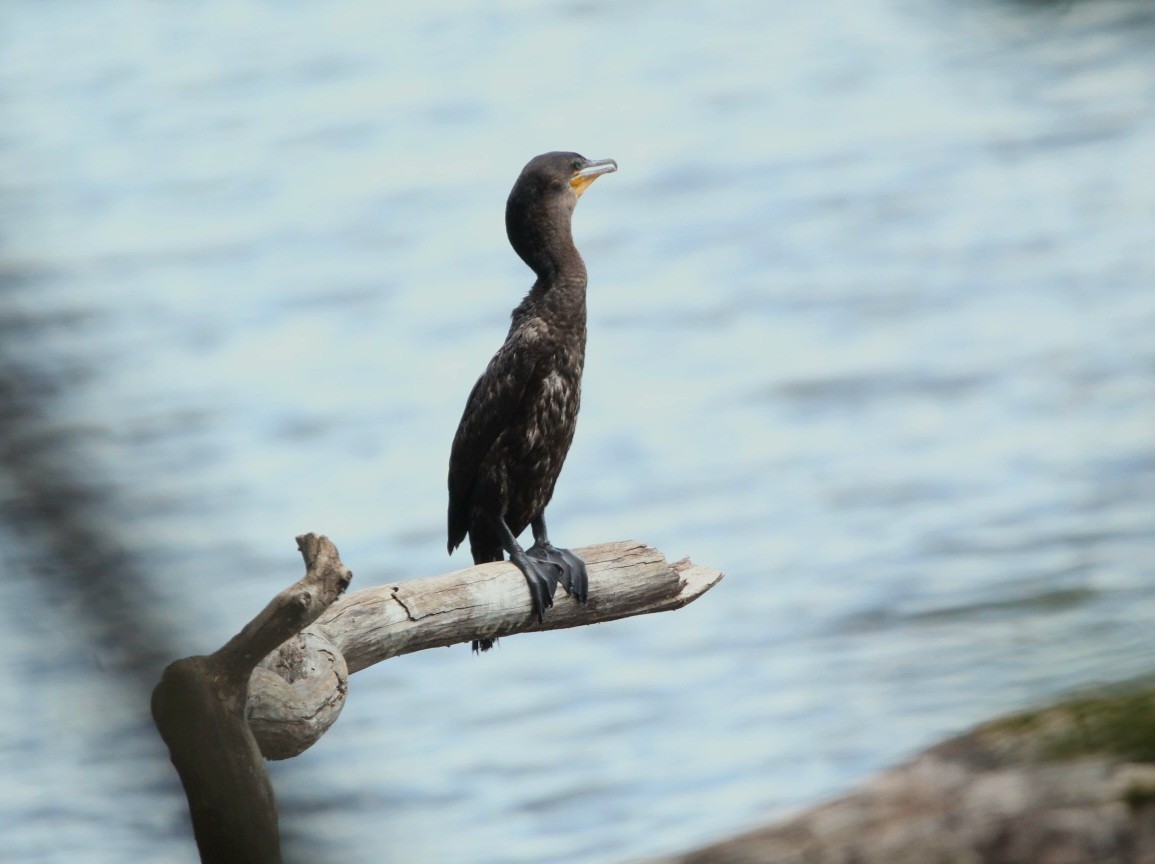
[151,533,352,863]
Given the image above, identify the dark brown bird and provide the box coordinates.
[447,151,617,651]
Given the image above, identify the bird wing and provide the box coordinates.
[447,327,546,554]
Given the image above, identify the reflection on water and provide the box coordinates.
[1,1,1154,862]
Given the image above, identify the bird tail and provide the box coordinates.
[468,527,503,653]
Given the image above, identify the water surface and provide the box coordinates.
[1,1,1154,862]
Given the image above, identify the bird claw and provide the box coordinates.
[527,541,588,604]
[513,553,559,622]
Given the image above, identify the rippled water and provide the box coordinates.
[2,1,1154,862]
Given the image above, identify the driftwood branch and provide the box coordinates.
[249,539,722,758]
[329,539,722,669]
[151,534,352,864]
[153,535,721,863]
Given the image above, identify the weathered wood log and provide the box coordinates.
[249,539,722,758]
[151,534,352,864]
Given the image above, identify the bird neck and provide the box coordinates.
[508,199,586,286]
[506,193,590,332]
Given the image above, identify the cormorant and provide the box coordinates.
[447,151,618,652]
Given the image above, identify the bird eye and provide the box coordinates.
[571,159,583,171]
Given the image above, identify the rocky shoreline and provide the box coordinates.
[651,683,1155,864]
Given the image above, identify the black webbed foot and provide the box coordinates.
[527,541,588,604]
[508,549,560,623]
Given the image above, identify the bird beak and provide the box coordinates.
[570,158,618,196]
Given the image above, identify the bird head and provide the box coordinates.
[506,152,617,276]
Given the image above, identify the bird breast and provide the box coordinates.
[526,367,579,446]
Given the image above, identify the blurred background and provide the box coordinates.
[1,0,1153,862]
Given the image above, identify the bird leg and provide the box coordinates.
[496,516,559,623]
[527,515,588,604]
